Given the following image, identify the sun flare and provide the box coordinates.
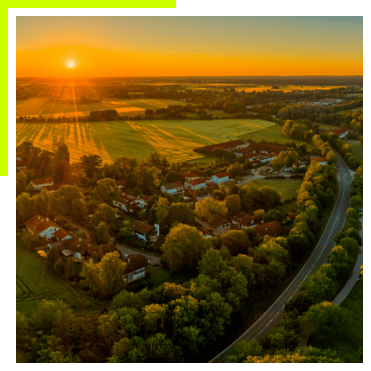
[66,60,76,69]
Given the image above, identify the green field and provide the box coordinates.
[17,119,275,163]
[251,179,303,202]
[16,240,95,316]
[239,123,313,148]
[345,139,363,160]
[16,98,188,119]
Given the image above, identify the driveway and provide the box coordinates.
[115,241,161,265]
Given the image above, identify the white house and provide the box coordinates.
[30,177,54,191]
[161,181,184,195]
[310,157,328,166]
[211,173,229,184]
[131,221,160,242]
[122,254,149,283]
[185,178,207,190]
[113,193,147,213]
[232,212,262,229]
[183,172,198,181]
[24,214,61,239]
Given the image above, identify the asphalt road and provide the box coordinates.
[210,153,353,363]
[115,242,161,265]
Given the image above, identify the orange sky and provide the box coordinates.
[17,17,363,77]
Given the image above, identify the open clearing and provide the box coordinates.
[345,139,363,160]
[251,178,303,202]
[16,98,188,119]
[17,119,275,163]
[239,123,313,148]
[16,240,95,316]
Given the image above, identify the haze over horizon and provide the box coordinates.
[17,16,363,78]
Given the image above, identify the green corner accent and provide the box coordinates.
[176,0,371,8]
[6,1,176,176]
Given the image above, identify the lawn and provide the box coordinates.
[16,240,96,316]
[238,123,313,148]
[17,119,275,163]
[251,179,303,203]
[345,139,363,161]
[16,98,188,119]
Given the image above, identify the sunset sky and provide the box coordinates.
[16,16,363,77]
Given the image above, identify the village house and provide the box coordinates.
[211,173,229,184]
[161,181,184,195]
[43,183,63,193]
[196,140,249,153]
[131,220,160,242]
[212,216,231,230]
[185,177,207,190]
[322,127,349,139]
[183,172,198,181]
[113,193,147,213]
[122,254,149,283]
[255,221,285,238]
[115,179,126,189]
[16,159,27,171]
[30,177,54,191]
[310,157,328,166]
[53,228,72,242]
[24,214,61,239]
[287,213,297,221]
[232,212,262,229]
[244,142,287,155]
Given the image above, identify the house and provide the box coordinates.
[310,157,328,166]
[255,221,285,237]
[211,216,231,230]
[131,221,159,242]
[287,213,297,221]
[294,160,307,169]
[30,177,54,191]
[184,172,198,181]
[113,193,147,213]
[196,140,248,153]
[211,173,229,184]
[60,237,102,261]
[16,159,27,171]
[232,212,262,229]
[43,183,63,193]
[24,214,61,239]
[185,177,207,190]
[115,179,126,189]
[322,127,349,139]
[284,166,293,173]
[53,228,72,241]
[245,143,287,155]
[161,181,184,195]
[122,254,149,283]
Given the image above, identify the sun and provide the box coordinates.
[66,60,76,69]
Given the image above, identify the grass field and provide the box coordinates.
[16,240,95,316]
[251,179,303,202]
[345,139,363,160]
[16,98,188,119]
[17,119,275,163]
[239,123,313,149]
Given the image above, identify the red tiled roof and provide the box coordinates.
[233,212,260,226]
[131,220,155,235]
[215,173,228,179]
[115,179,126,187]
[206,182,218,189]
[246,143,287,154]
[188,178,206,186]
[16,160,27,167]
[24,214,60,234]
[310,157,328,163]
[287,213,297,220]
[53,228,70,240]
[31,177,54,186]
[184,172,197,178]
[117,193,139,206]
[123,254,149,275]
[163,181,184,190]
[255,221,285,237]
[43,183,63,192]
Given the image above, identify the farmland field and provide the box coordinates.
[16,240,95,316]
[251,179,303,202]
[16,98,188,119]
[239,123,313,148]
[17,119,275,163]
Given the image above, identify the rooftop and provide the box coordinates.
[131,220,155,235]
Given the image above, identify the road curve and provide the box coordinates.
[209,154,353,363]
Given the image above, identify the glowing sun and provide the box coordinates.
[66,60,76,68]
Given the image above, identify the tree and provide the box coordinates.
[339,237,360,261]
[261,327,299,351]
[226,340,263,362]
[47,247,60,267]
[90,203,116,231]
[80,154,102,178]
[95,221,110,244]
[152,197,169,227]
[16,192,36,223]
[53,185,84,216]
[263,209,284,223]
[95,178,120,205]
[166,202,195,227]
[258,186,281,210]
[72,199,88,221]
[220,230,251,256]
[230,254,255,284]
[161,224,212,272]
[80,252,126,298]
[224,195,241,214]
[145,109,154,116]
[143,303,168,333]
[16,171,28,197]
[211,190,226,201]
[198,248,228,279]
[30,299,74,333]
[227,162,244,177]
[327,245,353,281]
[194,197,228,225]
[55,142,70,163]
[54,160,70,184]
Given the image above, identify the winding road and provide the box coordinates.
[210,153,354,363]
